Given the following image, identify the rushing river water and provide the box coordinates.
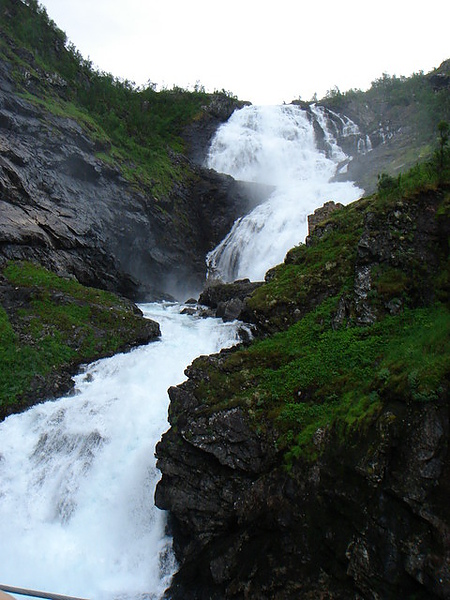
[0,104,365,599]
[0,304,241,599]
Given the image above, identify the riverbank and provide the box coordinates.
[156,172,450,599]
[0,259,160,421]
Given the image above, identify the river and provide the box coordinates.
[0,304,241,599]
[0,104,366,599]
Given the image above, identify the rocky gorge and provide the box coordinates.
[156,183,450,599]
[0,1,449,599]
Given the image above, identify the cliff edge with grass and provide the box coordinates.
[0,260,161,421]
[156,157,450,599]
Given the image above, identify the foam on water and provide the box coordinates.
[0,304,240,600]
[206,104,364,282]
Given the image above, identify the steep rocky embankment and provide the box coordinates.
[156,180,450,599]
[0,61,266,300]
[0,0,268,301]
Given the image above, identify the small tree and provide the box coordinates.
[377,172,398,196]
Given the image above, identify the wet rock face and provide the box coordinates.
[182,95,251,167]
[307,200,344,238]
[0,63,262,301]
[156,189,450,599]
[198,279,263,321]
[0,84,153,297]
[156,379,450,599]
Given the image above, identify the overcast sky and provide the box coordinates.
[39,0,449,105]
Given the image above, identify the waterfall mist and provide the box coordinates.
[206,104,364,282]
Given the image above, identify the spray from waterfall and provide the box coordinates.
[206,104,364,282]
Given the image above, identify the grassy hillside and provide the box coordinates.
[189,155,450,464]
[0,260,160,420]
[321,66,450,139]
[317,62,450,190]
[0,0,232,196]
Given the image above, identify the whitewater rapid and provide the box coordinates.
[0,103,366,600]
[206,104,364,282]
[0,304,241,600]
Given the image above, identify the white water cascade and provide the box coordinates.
[0,303,241,600]
[206,104,364,282]
[0,102,367,600]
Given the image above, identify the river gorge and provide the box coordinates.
[0,104,369,598]
[0,11,448,596]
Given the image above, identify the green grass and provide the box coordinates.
[192,297,449,464]
[189,164,449,463]
[0,261,157,416]
[377,158,450,201]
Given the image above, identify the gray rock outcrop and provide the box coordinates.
[156,358,449,599]
[0,57,268,300]
[155,184,450,599]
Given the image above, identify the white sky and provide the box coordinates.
[39,0,449,105]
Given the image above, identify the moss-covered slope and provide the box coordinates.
[0,260,160,420]
[191,159,449,461]
[156,158,450,599]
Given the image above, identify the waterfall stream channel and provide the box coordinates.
[0,104,366,599]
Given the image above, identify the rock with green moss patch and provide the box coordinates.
[0,260,160,420]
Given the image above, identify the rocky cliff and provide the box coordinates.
[157,385,449,599]
[0,57,268,300]
[311,60,450,194]
[0,1,269,301]
[156,178,450,599]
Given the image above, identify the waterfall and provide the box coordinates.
[0,102,367,600]
[206,104,364,282]
[0,303,240,600]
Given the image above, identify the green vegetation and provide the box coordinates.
[189,155,450,464]
[0,0,235,195]
[376,123,450,197]
[0,260,158,418]
[246,214,363,325]
[317,67,450,185]
[194,298,448,464]
[321,69,450,139]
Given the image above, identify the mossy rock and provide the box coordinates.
[0,260,160,420]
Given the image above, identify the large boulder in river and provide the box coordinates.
[198,279,262,321]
